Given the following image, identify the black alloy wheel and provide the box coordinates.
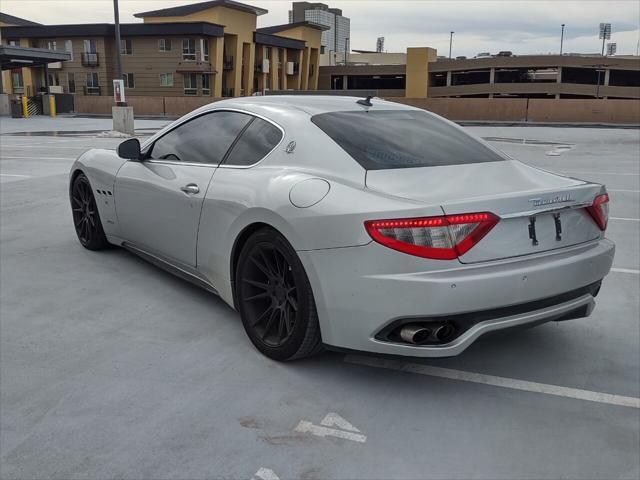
[70,173,109,250]
[236,228,322,361]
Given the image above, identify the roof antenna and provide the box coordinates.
[357,95,373,107]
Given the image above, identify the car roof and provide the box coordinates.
[192,95,419,123]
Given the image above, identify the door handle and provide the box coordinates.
[180,183,200,195]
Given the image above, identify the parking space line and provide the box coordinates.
[560,171,640,176]
[611,267,640,275]
[0,156,73,160]
[610,217,640,222]
[344,355,640,409]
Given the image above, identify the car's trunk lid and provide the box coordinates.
[365,160,604,263]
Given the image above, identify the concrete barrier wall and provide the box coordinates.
[526,99,640,124]
[73,95,640,124]
[163,97,220,117]
[74,96,220,117]
[388,98,640,124]
[390,98,529,121]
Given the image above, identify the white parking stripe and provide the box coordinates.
[611,267,640,275]
[610,217,640,222]
[344,355,640,409]
[0,156,73,160]
[561,171,640,176]
[1,145,90,150]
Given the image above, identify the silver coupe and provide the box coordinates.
[69,96,615,360]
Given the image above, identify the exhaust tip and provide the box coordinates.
[400,324,431,345]
[434,323,456,343]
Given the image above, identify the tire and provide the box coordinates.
[70,173,109,251]
[236,228,323,361]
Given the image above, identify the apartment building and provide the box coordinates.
[289,2,350,54]
[0,0,326,99]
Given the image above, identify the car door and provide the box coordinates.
[114,110,252,267]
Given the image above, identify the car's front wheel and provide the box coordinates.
[236,228,323,361]
[70,173,109,250]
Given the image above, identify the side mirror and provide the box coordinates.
[117,138,141,160]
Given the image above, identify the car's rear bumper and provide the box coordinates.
[298,238,615,357]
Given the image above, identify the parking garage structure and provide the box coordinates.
[319,53,640,100]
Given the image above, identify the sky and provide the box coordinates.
[2,0,639,57]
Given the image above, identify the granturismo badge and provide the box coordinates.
[528,194,575,207]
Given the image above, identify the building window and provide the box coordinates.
[45,40,57,51]
[11,70,24,94]
[182,39,196,60]
[48,73,60,86]
[120,39,133,55]
[123,73,135,89]
[83,39,97,53]
[202,73,211,95]
[159,39,172,52]
[68,72,76,94]
[200,39,209,62]
[184,73,197,95]
[64,40,74,61]
[160,73,174,87]
[85,72,100,95]
[8,40,19,46]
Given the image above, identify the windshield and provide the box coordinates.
[311,110,506,170]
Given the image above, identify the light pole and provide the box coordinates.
[113,0,124,104]
[344,37,349,65]
[449,31,454,59]
[596,23,611,99]
[560,24,565,55]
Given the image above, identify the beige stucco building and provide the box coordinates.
[0,0,327,99]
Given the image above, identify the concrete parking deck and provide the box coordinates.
[1,117,638,479]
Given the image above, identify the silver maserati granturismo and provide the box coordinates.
[69,96,615,360]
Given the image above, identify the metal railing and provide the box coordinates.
[81,52,99,67]
[223,56,234,71]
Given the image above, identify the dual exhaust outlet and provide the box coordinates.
[400,322,457,345]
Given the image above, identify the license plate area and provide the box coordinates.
[528,212,563,246]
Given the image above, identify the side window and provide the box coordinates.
[148,111,251,165]
[224,118,282,166]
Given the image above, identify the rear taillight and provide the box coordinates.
[586,193,609,231]
[364,212,499,260]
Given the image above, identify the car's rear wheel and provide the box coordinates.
[236,228,322,361]
[70,173,109,250]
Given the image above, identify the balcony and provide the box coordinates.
[83,86,101,96]
[223,56,234,71]
[81,52,99,67]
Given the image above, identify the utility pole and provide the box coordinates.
[560,24,565,55]
[449,31,454,59]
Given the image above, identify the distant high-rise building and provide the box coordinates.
[289,2,350,54]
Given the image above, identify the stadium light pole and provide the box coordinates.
[560,24,565,55]
[449,31,454,59]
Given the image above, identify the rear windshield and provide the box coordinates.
[311,110,506,170]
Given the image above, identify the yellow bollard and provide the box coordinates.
[49,95,56,118]
[21,96,29,118]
